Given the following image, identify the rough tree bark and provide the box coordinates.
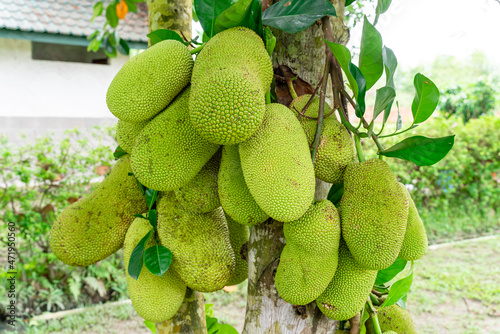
[243,1,350,333]
[146,1,207,333]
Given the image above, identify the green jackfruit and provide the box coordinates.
[316,241,377,320]
[157,193,235,292]
[124,217,186,323]
[116,119,148,154]
[383,332,399,334]
[398,183,428,261]
[340,159,409,270]
[50,155,147,266]
[239,103,315,222]
[275,200,341,305]
[218,145,269,225]
[366,304,417,334]
[107,40,193,123]
[189,27,273,145]
[131,87,220,191]
[225,215,250,286]
[289,95,356,184]
[174,149,221,214]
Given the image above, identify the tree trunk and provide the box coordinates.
[243,1,350,333]
[146,2,206,333]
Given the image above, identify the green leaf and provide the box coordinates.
[373,86,396,120]
[217,324,239,333]
[91,2,104,23]
[143,320,156,333]
[214,0,254,34]
[327,182,344,206]
[382,46,397,124]
[381,262,414,308]
[359,304,370,334]
[117,38,130,55]
[205,303,215,317]
[345,0,356,6]
[124,0,137,13]
[359,16,383,91]
[113,145,127,159]
[206,316,219,334]
[411,73,440,124]
[375,257,407,285]
[133,213,147,220]
[326,41,358,98]
[396,293,407,309]
[148,209,158,231]
[251,0,263,37]
[194,0,234,38]
[109,31,120,47]
[262,0,336,34]
[87,37,101,52]
[145,189,158,210]
[127,229,153,280]
[376,0,392,15]
[264,27,276,56]
[349,63,367,117]
[147,29,185,46]
[379,135,455,166]
[144,244,172,277]
[395,101,402,131]
[102,34,117,58]
[106,3,119,28]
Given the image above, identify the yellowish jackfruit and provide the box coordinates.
[218,145,269,225]
[50,155,147,266]
[124,217,186,323]
[116,119,148,154]
[366,304,417,334]
[107,40,193,123]
[275,200,341,305]
[239,103,315,222]
[340,159,409,270]
[131,87,220,191]
[225,215,250,286]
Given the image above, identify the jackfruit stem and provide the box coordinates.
[286,78,299,100]
[367,299,383,334]
[265,90,271,104]
[370,293,381,306]
[354,135,365,162]
[189,44,204,55]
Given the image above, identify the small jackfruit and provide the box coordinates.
[131,87,220,191]
[157,193,235,292]
[218,145,269,225]
[316,241,377,320]
[398,183,428,261]
[340,159,409,270]
[239,103,315,222]
[50,155,147,266]
[275,200,341,305]
[116,119,148,154]
[124,217,186,323]
[225,215,250,286]
[107,40,193,123]
[365,304,417,334]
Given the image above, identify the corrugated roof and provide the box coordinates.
[0,0,148,43]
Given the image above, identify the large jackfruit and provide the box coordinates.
[157,193,235,292]
[365,304,417,334]
[189,27,273,145]
[107,40,193,123]
[225,215,250,286]
[116,119,148,154]
[239,103,315,222]
[340,159,409,270]
[398,183,428,261]
[218,145,269,225]
[275,200,341,305]
[289,95,356,184]
[131,87,220,191]
[50,155,147,266]
[124,217,186,323]
[316,242,377,320]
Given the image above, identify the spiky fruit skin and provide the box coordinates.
[316,242,377,320]
[106,40,193,123]
[174,149,221,214]
[225,215,250,286]
[131,87,220,191]
[275,200,341,305]
[218,145,269,225]
[365,305,417,334]
[50,155,147,266]
[340,159,409,270]
[124,217,186,323]
[116,119,148,154]
[239,103,315,222]
[157,193,235,292]
[382,332,399,334]
[398,183,428,261]
[289,95,356,184]
[189,27,273,145]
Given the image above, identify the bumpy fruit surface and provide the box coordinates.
[50,155,147,266]
[239,103,315,222]
[124,217,186,323]
[225,215,250,286]
[366,304,417,334]
[116,119,148,154]
[107,40,193,123]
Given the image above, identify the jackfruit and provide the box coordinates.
[289,95,356,184]
[131,87,220,191]
[50,155,147,266]
[174,149,221,214]
[107,40,193,123]
[218,145,269,225]
[157,193,235,292]
[398,183,428,261]
[382,332,398,334]
[340,159,409,270]
[225,215,250,286]
[239,103,315,222]
[189,27,273,145]
[275,200,341,305]
[116,119,148,153]
[316,241,377,320]
[365,304,417,334]
[124,217,186,322]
